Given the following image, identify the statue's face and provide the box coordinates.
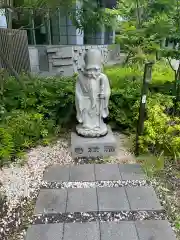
[85,68,101,78]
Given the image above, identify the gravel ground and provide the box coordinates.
[151,166,180,239]
[33,210,166,224]
[0,133,134,240]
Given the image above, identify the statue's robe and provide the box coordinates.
[75,72,110,130]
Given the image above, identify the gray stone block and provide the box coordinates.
[119,164,145,180]
[136,220,177,240]
[126,186,163,211]
[97,187,130,211]
[46,47,59,53]
[25,223,63,240]
[100,222,138,240]
[69,164,95,182]
[64,222,100,240]
[52,59,73,66]
[95,164,121,181]
[28,47,40,73]
[67,188,98,212]
[43,165,70,182]
[57,66,74,76]
[34,189,67,214]
[71,128,117,159]
[85,45,91,50]
[56,47,73,58]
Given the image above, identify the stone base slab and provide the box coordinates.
[71,127,117,159]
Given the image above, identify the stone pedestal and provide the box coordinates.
[71,127,117,159]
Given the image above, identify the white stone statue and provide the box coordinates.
[75,49,111,137]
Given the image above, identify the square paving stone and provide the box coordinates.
[69,164,95,181]
[136,220,177,240]
[126,186,163,211]
[100,222,138,240]
[43,165,70,182]
[119,164,142,172]
[34,189,67,214]
[95,164,121,181]
[64,222,100,240]
[67,188,98,212]
[25,224,64,240]
[97,187,130,211]
[119,164,145,180]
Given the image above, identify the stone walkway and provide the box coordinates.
[25,164,177,240]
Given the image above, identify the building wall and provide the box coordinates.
[28,44,121,76]
[49,1,115,46]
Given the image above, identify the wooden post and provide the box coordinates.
[174,65,180,115]
[7,0,13,29]
[29,9,36,45]
[135,62,154,156]
[58,8,61,44]
[136,0,141,28]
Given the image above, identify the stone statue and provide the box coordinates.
[75,49,111,137]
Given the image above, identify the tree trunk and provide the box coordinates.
[0,48,20,82]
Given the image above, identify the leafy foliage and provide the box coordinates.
[139,101,180,161]
[12,0,75,8]
[0,75,75,166]
[116,0,180,65]
[70,0,118,34]
[105,63,180,160]
[0,127,14,166]
[0,62,179,166]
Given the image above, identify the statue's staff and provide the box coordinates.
[99,76,104,128]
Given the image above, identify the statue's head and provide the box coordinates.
[84,49,102,78]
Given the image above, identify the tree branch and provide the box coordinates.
[167,57,177,73]
[0,48,20,82]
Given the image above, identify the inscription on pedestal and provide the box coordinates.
[104,146,115,153]
[75,148,84,154]
[88,147,100,153]
[71,127,117,159]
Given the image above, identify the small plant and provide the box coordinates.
[139,95,180,161]
[0,127,14,167]
[3,110,55,155]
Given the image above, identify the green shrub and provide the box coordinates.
[104,65,142,130]
[3,76,75,124]
[4,111,55,149]
[0,110,56,165]
[149,61,175,95]
[105,65,142,88]
[0,127,14,166]
[139,95,180,160]
[109,79,141,130]
[152,61,174,85]
[106,63,179,159]
[0,76,76,165]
